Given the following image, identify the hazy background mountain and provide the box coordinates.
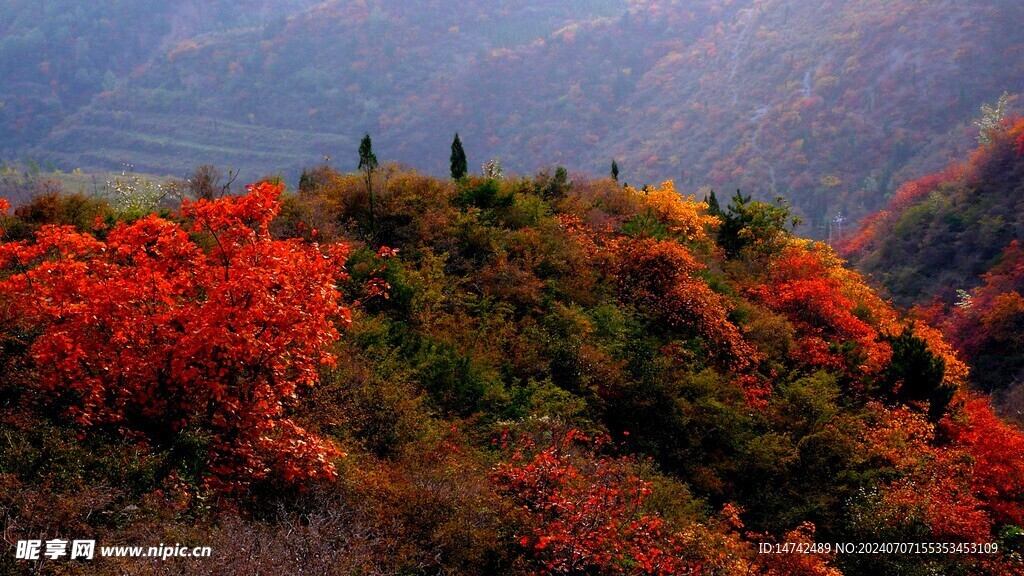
[5,0,1024,235]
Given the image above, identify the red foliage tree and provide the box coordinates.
[944,396,1024,527]
[493,430,690,576]
[0,182,348,492]
[864,407,992,541]
[863,398,1024,542]
[887,168,958,214]
[493,430,843,576]
[616,238,759,371]
[754,245,886,372]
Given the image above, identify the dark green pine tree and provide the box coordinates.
[450,133,468,180]
[359,133,379,235]
[716,190,751,257]
[705,189,721,216]
[611,159,619,182]
[883,325,952,422]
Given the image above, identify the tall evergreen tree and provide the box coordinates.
[717,190,757,257]
[611,159,619,182]
[705,190,721,216]
[450,133,468,180]
[883,325,952,422]
[359,133,379,235]
[716,190,800,258]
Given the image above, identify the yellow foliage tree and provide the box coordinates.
[630,180,719,241]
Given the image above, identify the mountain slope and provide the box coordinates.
[4,167,1024,575]
[21,0,1024,235]
[0,0,321,158]
[843,116,1024,394]
[843,117,1024,306]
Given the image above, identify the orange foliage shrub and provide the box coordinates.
[907,321,969,390]
[754,244,888,373]
[616,237,760,371]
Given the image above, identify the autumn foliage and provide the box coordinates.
[3,167,1024,576]
[493,431,689,576]
[855,395,1024,552]
[630,180,719,241]
[915,241,1024,393]
[494,430,847,576]
[754,244,887,373]
[0,182,347,491]
[944,396,1024,528]
[843,117,1024,306]
[615,237,759,371]
[863,406,993,541]
[846,115,1024,401]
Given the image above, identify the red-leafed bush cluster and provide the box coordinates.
[754,245,884,372]
[493,430,690,576]
[0,182,348,492]
[493,429,846,576]
[862,396,1024,544]
[615,237,759,371]
[944,396,1024,527]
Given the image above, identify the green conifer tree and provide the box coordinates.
[705,190,721,216]
[450,133,468,180]
[359,133,379,235]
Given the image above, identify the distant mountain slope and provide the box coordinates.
[842,116,1024,307]
[33,0,633,181]
[11,0,1024,234]
[0,0,320,158]
[613,0,1024,230]
[431,0,1024,232]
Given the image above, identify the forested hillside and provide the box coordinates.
[843,114,1024,401]
[3,163,1024,575]
[7,1,1024,573]
[7,0,1024,235]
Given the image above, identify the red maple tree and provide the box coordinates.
[493,430,691,576]
[0,182,348,492]
[944,396,1024,528]
[754,245,886,372]
[616,237,759,371]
